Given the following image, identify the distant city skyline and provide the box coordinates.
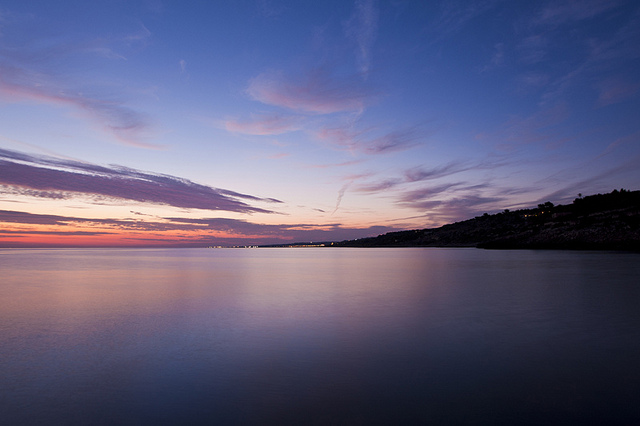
[1,0,639,246]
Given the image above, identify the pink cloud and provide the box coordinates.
[246,67,374,114]
[598,78,640,106]
[267,153,290,160]
[224,113,302,135]
[307,160,363,169]
[0,69,159,148]
[0,23,157,149]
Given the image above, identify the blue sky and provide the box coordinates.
[1,0,639,246]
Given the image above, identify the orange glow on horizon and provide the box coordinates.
[0,222,298,247]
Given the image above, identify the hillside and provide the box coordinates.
[333,189,640,250]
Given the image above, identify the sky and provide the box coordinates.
[1,0,639,247]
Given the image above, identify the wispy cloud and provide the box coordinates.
[0,19,157,148]
[537,153,640,204]
[397,183,463,205]
[386,181,510,226]
[595,131,640,159]
[481,42,505,72]
[416,195,505,223]
[522,1,640,107]
[316,123,419,154]
[224,113,303,135]
[0,65,159,149]
[164,216,397,243]
[404,160,471,182]
[355,178,402,193]
[332,181,353,214]
[517,35,548,65]
[431,0,500,41]
[307,159,363,169]
[597,77,640,106]
[534,141,640,203]
[534,0,619,26]
[255,0,287,19]
[491,103,571,150]
[344,0,378,77]
[246,67,375,114]
[179,58,189,80]
[0,148,280,213]
[355,158,505,194]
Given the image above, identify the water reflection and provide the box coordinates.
[1,248,639,424]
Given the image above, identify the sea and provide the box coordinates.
[1,247,639,425]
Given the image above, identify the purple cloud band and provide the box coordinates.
[0,148,281,213]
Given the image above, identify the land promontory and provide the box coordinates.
[333,189,640,250]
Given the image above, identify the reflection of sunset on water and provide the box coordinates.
[2,248,639,424]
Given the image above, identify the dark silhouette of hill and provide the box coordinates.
[333,189,640,250]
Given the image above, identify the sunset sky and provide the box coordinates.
[1,0,639,247]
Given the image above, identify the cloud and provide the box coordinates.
[332,181,353,214]
[517,35,548,65]
[355,178,402,193]
[164,216,397,243]
[354,158,506,195]
[515,72,550,91]
[404,160,470,182]
[431,0,500,41]
[355,168,455,194]
[481,42,505,72]
[399,194,506,225]
[0,20,157,148]
[492,103,571,150]
[597,78,640,106]
[255,0,286,19]
[224,113,303,135]
[0,229,113,236]
[316,123,419,154]
[344,0,378,77]
[0,207,399,246]
[122,23,152,47]
[534,0,619,26]
[0,148,280,213]
[536,151,640,204]
[596,131,640,158]
[0,209,79,226]
[428,195,505,217]
[246,67,375,114]
[307,160,363,169]
[397,183,463,204]
[524,1,640,107]
[366,128,420,153]
[0,209,167,231]
[0,64,158,148]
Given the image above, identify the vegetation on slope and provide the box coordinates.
[333,189,640,250]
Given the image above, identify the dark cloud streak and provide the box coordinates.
[0,209,398,246]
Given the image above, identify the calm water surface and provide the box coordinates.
[1,248,639,425]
